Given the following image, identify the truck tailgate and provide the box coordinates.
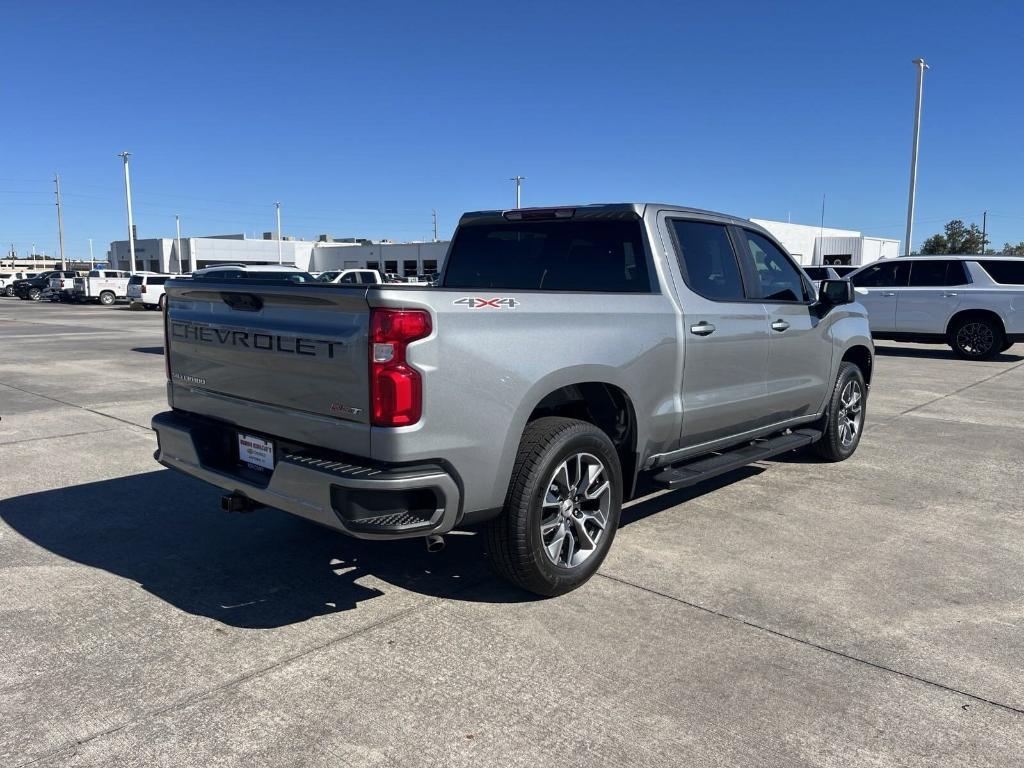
[165,281,371,426]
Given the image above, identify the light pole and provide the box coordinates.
[175,214,183,274]
[118,152,137,275]
[510,175,526,209]
[275,202,282,264]
[54,174,66,270]
[88,238,94,269]
[904,58,928,257]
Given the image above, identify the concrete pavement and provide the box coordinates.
[1,299,1022,767]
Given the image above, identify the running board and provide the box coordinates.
[652,429,822,490]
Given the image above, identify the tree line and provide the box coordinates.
[920,219,1024,256]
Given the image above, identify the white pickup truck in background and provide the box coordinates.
[73,270,135,305]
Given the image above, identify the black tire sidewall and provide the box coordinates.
[817,363,866,461]
[950,317,1002,360]
[100,292,114,305]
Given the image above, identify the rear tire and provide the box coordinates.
[157,295,166,311]
[28,288,41,301]
[3,286,13,297]
[949,315,1003,360]
[812,362,866,462]
[485,417,622,597]
[99,291,115,306]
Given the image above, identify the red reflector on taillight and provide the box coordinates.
[141,284,147,294]
[369,308,431,427]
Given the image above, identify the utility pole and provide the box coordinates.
[904,58,928,257]
[88,238,94,269]
[981,211,987,254]
[432,209,438,241]
[275,202,282,264]
[54,174,66,270]
[510,175,526,209]
[175,214,183,274]
[118,152,137,275]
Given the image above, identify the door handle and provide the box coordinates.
[881,291,897,297]
[690,322,716,336]
[771,320,790,332]
[942,291,958,297]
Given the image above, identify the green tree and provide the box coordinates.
[1002,241,1024,256]
[920,233,948,254]
[918,219,987,254]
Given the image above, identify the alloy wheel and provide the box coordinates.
[956,322,995,358]
[837,380,863,449]
[539,452,612,568]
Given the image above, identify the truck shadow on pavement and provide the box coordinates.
[874,345,1022,362]
[0,469,529,630]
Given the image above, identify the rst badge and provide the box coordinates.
[453,297,519,309]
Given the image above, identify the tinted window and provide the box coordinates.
[979,259,1024,285]
[444,218,652,292]
[744,230,808,302]
[338,272,359,284]
[128,275,144,285]
[907,260,968,287]
[851,261,910,288]
[149,276,168,285]
[670,220,744,301]
[803,267,829,281]
[318,271,340,282]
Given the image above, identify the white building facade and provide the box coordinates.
[750,220,900,267]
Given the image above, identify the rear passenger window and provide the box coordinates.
[978,260,1024,285]
[149,277,168,285]
[743,231,808,302]
[670,220,745,301]
[908,260,968,287]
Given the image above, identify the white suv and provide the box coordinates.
[848,256,1024,359]
[127,273,173,310]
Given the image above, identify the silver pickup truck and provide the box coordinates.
[152,203,873,595]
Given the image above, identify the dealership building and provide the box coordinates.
[107,233,449,278]
[107,216,898,277]
[751,219,899,267]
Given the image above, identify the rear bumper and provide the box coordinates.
[151,410,462,540]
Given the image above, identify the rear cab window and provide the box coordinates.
[669,219,746,301]
[443,214,654,292]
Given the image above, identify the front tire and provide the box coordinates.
[812,361,866,462]
[485,417,622,597]
[28,288,41,301]
[3,286,13,297]
[949,315,1002,360]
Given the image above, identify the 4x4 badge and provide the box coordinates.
[453,297,519,309]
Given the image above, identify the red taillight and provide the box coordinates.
[140,284,147,294]
[369,308,431,427]
[60,279,66,288]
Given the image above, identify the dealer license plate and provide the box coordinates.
[238,433,274,471]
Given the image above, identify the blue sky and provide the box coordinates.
[3,0,1022,260]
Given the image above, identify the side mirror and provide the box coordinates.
[818,279,854,307]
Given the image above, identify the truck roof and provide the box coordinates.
[458,203,764,232]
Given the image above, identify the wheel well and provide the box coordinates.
[842,345,873,385]
[946,309,1006,339]
[528,383,638,496]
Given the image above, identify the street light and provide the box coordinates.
[904,58,928,257]
[510,176,526,209]
[118,152,136,275]
[275,202,282,264]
